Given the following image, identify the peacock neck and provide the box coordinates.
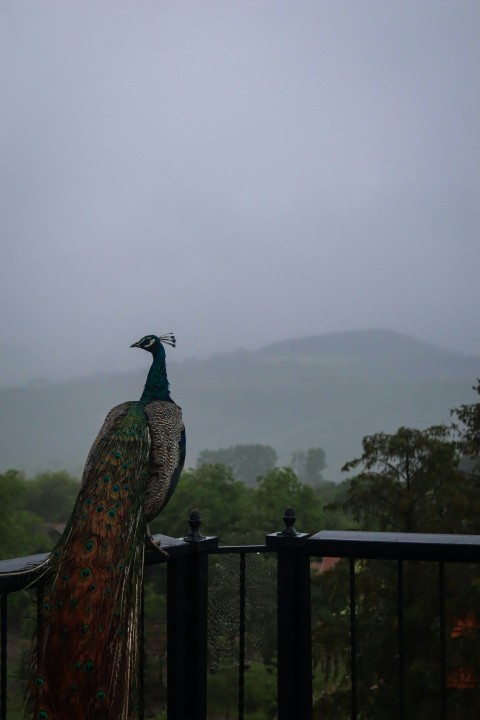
[140,351,171,404]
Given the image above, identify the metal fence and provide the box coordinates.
[2,509,480,719]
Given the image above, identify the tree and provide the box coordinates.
[254,467,323,537]
[452,379,480,472]
[150,463,254,544]
[316,478,351,529]
[290,447,326,486]
[197,444,278,486]
[339,425,475,533]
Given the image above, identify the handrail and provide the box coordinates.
[4,528,479,594]
[306,529,480,561]
[0,531,217,594]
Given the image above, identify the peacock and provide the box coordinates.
[25,333,185,720]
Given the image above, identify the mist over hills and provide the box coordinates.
[0,329,478,481]
[258,329,480,379]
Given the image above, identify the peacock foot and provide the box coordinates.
[145,534,169,558]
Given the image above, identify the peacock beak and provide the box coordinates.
[130,340,142,348]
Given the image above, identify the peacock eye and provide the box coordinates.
[144,338,156,348]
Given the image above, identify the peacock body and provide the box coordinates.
[25,334,185,720]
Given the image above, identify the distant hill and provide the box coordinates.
[0,329,478,481]
[258,329,480,380]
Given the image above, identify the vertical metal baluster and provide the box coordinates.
[238,552,246,720]
[439,561,447,720]
[0,596,6,720]
[349,558,357,720]
[397,560,405,720]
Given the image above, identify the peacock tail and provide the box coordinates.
[25,333,185,720]
[27,403,150,720]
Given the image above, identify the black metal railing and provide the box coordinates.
[2,510,480,719]
[303,530,480,720]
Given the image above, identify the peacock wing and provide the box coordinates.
[143,400,185,523]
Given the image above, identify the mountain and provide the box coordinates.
[0,329,478,481]
[258,329,480,379]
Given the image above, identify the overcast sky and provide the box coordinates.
[1,1,479,385]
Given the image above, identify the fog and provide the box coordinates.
[1,1,479,386]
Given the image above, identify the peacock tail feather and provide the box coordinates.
[26,402,151,720]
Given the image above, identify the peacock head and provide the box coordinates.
[130,334,176,358]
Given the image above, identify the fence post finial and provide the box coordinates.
[184,509,205,543]
[280,506,299,536]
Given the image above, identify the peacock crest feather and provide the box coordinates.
[25,336,185,720]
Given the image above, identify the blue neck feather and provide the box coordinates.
[140,348,171,403]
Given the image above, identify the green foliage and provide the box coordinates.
[0,472,50,714]
[0,470,47,559]
[317,479,351,529]
[208,662,277,720]
[153,464,323,544]
[243,662,277,719]
[254,467,323,537]
[153,463,253,543]
[197,444,278,486]
[339,425,477,533]
[452,379,480,471]
[24,470,80,523]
